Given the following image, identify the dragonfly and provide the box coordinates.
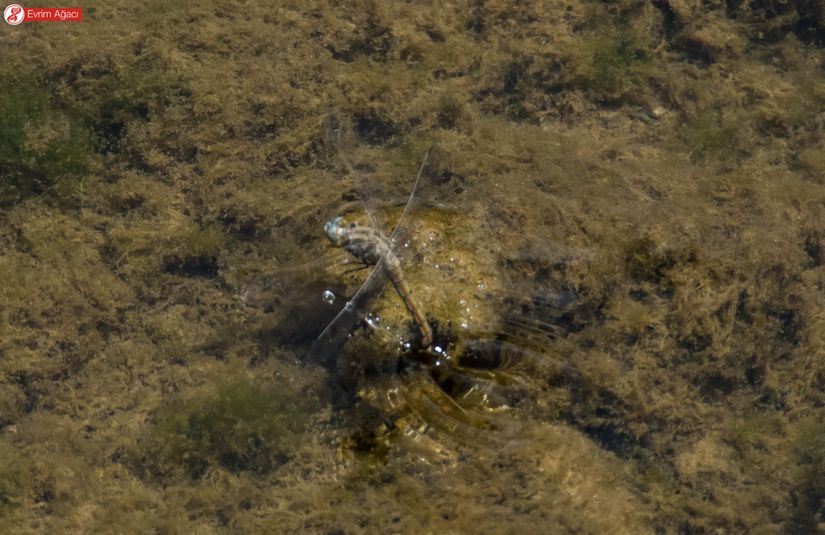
[306,139,433,369]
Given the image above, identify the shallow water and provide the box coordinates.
[2,1,825,533]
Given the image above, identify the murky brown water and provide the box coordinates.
[2,1,825,533]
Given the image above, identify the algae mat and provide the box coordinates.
[1,1,825,533]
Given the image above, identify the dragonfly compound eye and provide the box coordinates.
[324,216,344,244]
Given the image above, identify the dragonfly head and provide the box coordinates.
[324,216,345,245]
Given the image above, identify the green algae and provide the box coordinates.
[783,417,825,532]
[684,108,743,163]
[0,443,24,511]
[138,377,315,480]
[579,23,656,103]
[0,0,824,533]
[0,70,95,208]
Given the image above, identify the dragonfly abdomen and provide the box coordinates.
[387,265,433,347]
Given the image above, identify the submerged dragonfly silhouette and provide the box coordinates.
[307,144,434,368]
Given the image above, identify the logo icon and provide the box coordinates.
[4,4,24,25]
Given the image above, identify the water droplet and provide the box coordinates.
[321,290,335,304]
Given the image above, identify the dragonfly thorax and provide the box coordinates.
[325,216,394,267]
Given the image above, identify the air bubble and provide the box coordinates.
[321,290,335,304]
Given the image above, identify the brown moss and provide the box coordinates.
[1,0,825,533]
[135,374,316,481]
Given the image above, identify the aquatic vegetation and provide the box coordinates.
[0,442,24,511]
[0,52,190,209]
[106,215,225,277]
[788,417,825,530]
[48,53,192,161]
[727,410,783,454]
[2,1,825,533]
[341,422,392,465]
[729,0,825,44]
[622,235,688,285]
[0,69,95,208]
[578,25,655,103]
[683,108,743,163]
[137,377,315,480]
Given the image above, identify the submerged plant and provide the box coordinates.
[578,24,655,103]
[69,59,190,156]
[683,108,742,163]
[788,417,825,529]
[138,377,315,480]
[0,69,94,207]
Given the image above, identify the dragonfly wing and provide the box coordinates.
[389,145,432,242]
[306,256,390,367]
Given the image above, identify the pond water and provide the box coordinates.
[1,1,825,533]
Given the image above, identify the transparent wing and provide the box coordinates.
[305,255,391,367]
[390,146,432,242]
